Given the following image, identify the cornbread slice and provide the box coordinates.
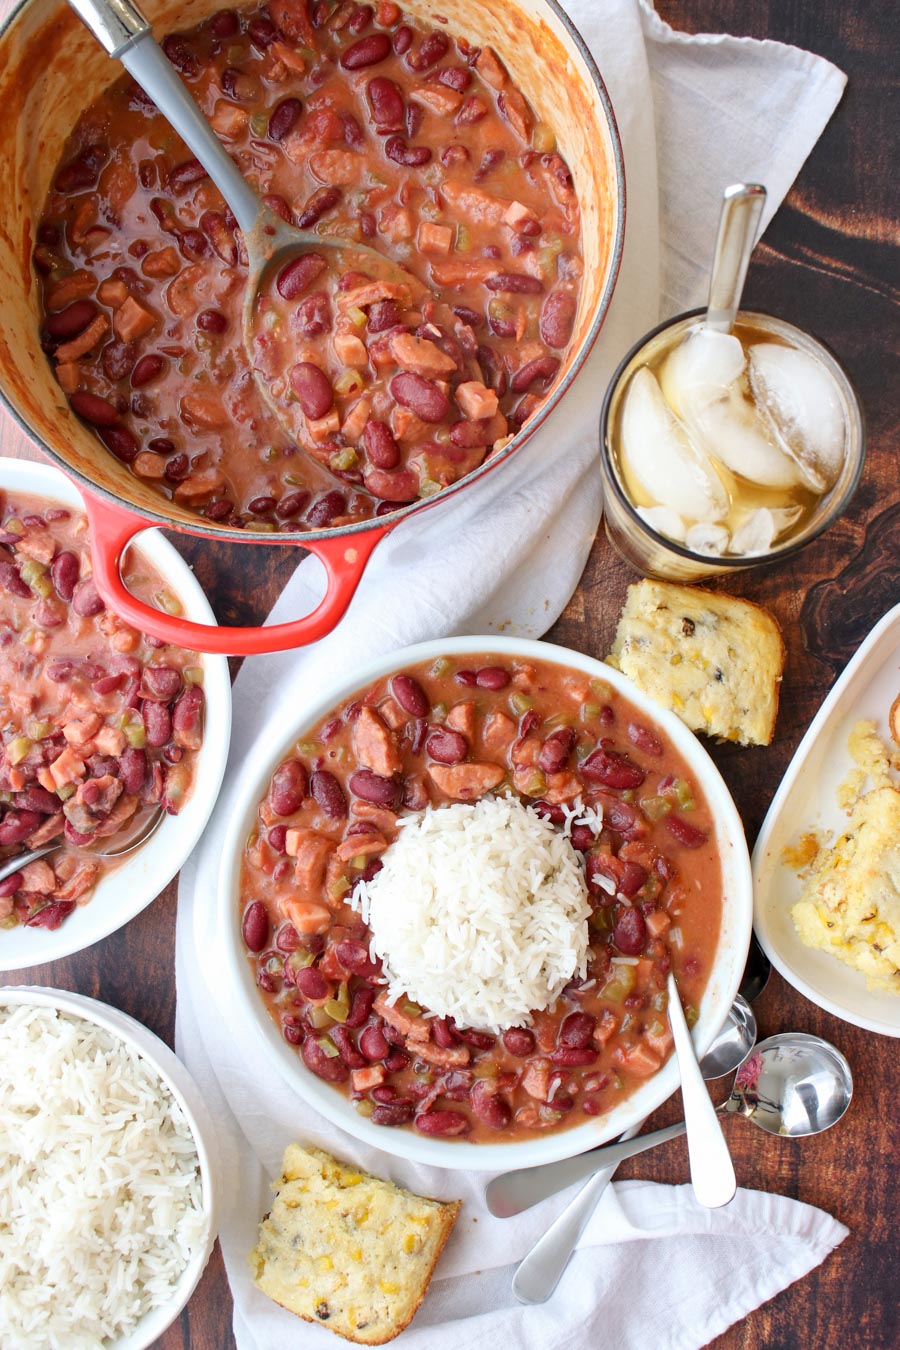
[606,579,785,745]
[249,1144,460,1344]
[791,719,900,994]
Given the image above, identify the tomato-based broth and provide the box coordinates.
[239,654,723,1142]
[0,491,205,932]
[35,2,583,530]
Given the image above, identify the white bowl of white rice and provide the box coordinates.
[0,986,219,1349]
[216,636,753,1171]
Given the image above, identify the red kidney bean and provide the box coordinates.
[474,148,505,183]
[559,1012,596,1050]
[265,97,302,144]
[92,674,122,696]
[117,747,148,794]
[164,454,190,483]
[242,900,269,952]
[0,871,23,897]
[392,23,412,53]
[341,32,391,67]
[168,158,208,191]
[431,1018,459,1050]
[454,670,477,687]
[363,419,401,470]
[277,252,327,300]
[293,291,332,339]
[72,578,105,617]
[196,308,228,335]
[438,66,471,90]
[130,353,166,389]
[209,9,239,38]
[248,15,277,46]
[486,273,544,295]
[365,301,400,335]
[613,906,647,956]
[384,136,431,167]
[456,1027,495,1050]
[371,1100,414,1125]
[408,30,448,70]
[666,815,708,849]
[310,769,348,817]
[248,496,276,515]
[99,425,139,464]
[69,391,119,428]
[598,797,644,840]
[405,102,423,139]
[26,901,76,930]
[426,728,467,764]
[550,1046,598,1067]
[341,111,365,147]
[162,34,197,74]
[456,95,487,125]
[627,721,664,757]
[54,145,107,193]
[262,194,292,225]
[173,685,204,739]
[475,666,510,689]
[359,1022,390,1060]
[349,769,401,808]
[273,923,299,953]
[348,3,374,34]
[100,341,137,383]
[366,76,404,132]
[619,861,648,898]
[470,1081,511,1130]
[331,1025,367,1070]
[391,673,429,717]
[270,759,309,815]
[476,343,508,397]
[302,1034,349,1082]
[511,354,560,394]
[345,984,377,1028]
[276,489,312,519]
[503,1026,537,1057]
[295,965,330,1000]
[581,747,646,790]
[414,1109,471,1137]
[306,490,348,528]
[147,438,175,456]
[540,288,576,349]
[141,665,182,701]
[268,825,288,855]
[15,786,58,814]
[46,658,74,681]
[410,718,427,755]
[334,939,379,977]
[390,372,448,422]
[282,1018,303,1045]
[49,550,79,602]
[290,362,334,420]
[296,186,342,228]
[0,810,42,846]
[441,144,469,168]
[448,419,491,449]
[538,726,576,774]
[141,699,171,748]
[45,300,97,343]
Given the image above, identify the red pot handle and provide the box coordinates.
[83,491,389,656]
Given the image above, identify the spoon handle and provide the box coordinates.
[0,845,55,884]
[67,0,260,233]
[666,973,736,1208]
[705,183,767,333]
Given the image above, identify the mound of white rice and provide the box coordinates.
[0,1004,206,1349]
[353,795,597,1032]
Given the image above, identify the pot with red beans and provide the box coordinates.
[231,640,752,1162]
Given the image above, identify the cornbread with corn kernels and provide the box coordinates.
[791,719,900,994]
[249,1144,460,1344]
[606,579,785,746]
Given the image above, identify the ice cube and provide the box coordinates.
[685,522,730,556]
[619,367,728,523]
[685,386,802,490]
[729,508,777,555]
[748,343,846,491]
[660,327,746,419]
[636,504,687,543]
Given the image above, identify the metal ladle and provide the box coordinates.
[490,1030,852,1222]
[67,0,427,458]
[510,994,758,1304]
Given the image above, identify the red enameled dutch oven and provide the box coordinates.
[0,0,624,655]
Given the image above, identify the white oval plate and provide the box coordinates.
[752,602,900,1037]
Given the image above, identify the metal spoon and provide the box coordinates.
[511,995,757,1304]
[0,805,165,884]
[67,0,426,454]
[705,182,767,333]
[738,930,772,1004]
[666,971,736,1208]
[489,1031,852,1220]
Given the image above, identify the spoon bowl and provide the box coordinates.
[0,804,166,887]
[726,1032,853,1137]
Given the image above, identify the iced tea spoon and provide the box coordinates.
[0,804,165,884]
[66,0,429,452]
[512,994,757,1304]
[705,182,767,333]
[488,1031,852,1220]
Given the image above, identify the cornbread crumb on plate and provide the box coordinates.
[250,1144,460,1344]
[790,719,900,994]
[606,579,785,745]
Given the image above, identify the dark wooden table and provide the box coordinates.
[2,1,897,1346]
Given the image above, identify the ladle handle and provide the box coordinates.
[667,973,736,1208]
[66,0,259,233]
[705,183,767,333]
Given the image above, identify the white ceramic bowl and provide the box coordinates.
[0,984,219,1349]
[0,458,231,970]
[217,636,753,1170]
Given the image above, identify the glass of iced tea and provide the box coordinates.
[599,308,865,581]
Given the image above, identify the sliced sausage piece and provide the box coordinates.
[428,761,505,800]
[284,828,335,894]
[353,706,403,777]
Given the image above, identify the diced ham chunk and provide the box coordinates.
[113,295,156,341]
[351,1065,386,1092]
[335,831,387,862]
[280,897,332,935]
[522,1058,552,1101]
[445,701,476,738]
[284,829,335,894]
[353,707,403,777]
[455,381,499,421]
[333,332,369,367]
[428,761,505,800]
[374,990,429,1041]
[389,332,457,376]
[49,747,86,789]
[482,711,516,754]
[19,860,56,893]
[414,1041,470,1068]
[416,221,454,256]
[63,713,103,747]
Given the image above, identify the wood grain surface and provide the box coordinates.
[1,1,897,1347]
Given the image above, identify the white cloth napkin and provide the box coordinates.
[175,3,848,1345]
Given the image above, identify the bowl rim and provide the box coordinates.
[598,306,867,571]
[0,456,232,970]
[0,983,219,1350]
[0,0,626,547]
[215,635,752,1171]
